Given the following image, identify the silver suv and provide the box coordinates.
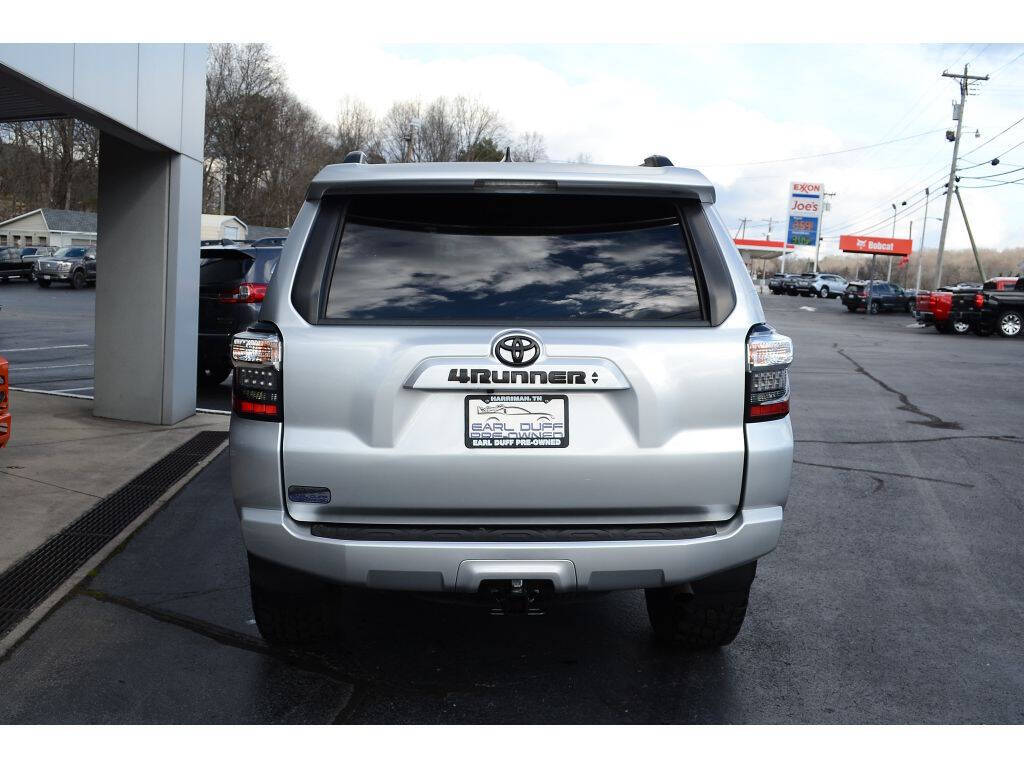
[229,158,794,650]
[795,272,847,299]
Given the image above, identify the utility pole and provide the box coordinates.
[953,186,987,282]
[887,201,905,281]
[935,64,989,288]
[914,188,930,291]
[735,217,751,239]
[814,192,836,272]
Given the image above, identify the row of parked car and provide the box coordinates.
[769,268,1024,338]
[769,271,921,312]
[0,245,97,289]
[914,277,1024,338]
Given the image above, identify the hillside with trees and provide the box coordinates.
[0,42,549,229]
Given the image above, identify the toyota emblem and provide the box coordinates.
[494,334,540,367]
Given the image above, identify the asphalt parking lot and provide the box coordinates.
[0,279,231,411]
[1,291,1022,723]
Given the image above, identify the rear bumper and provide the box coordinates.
[238,504,784,592]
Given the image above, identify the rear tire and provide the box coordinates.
[248,554,339,646]
[846,304,857,312]
[818,286,829,299]
[645,562,756,650]
[951,319,971,335]
[997,310,1023,338]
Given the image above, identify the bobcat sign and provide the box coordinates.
[838,235,913,256]
[786,181,824,247]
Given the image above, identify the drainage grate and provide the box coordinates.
[0,430,227,639]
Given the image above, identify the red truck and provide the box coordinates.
[915,277,1020,335]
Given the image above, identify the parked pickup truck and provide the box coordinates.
[915,277,1020,335]
[967,277,1024,338]
[0,246,54,281]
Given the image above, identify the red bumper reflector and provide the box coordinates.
[238,400,278,416]
[748,401,790,420]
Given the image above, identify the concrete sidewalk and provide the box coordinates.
[0,391,228,571]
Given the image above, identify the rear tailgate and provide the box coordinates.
[280,194,746,525]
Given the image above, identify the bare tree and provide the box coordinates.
[334,97,382,160]
[378,99,422,163]
[511,131,548,162]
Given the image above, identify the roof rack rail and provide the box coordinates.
[642,155,673,167]
[343,150,371,164]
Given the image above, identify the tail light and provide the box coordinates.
[974,293,985,308]
[859,290,867,298]
[219,282,268,303]
[746,325,793,423]
[230,326,282,422]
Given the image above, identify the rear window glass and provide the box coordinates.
[323,195,702,322]
[200,249,279,284]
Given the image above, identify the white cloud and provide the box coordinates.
[272,43,1024,252]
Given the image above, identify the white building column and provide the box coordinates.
[93,133,201,425]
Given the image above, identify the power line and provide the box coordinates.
[959,113,1024,159]
[702,129,941,168]
[990,48,1024,76]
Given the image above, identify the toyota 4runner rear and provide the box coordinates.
[229,158,793,650]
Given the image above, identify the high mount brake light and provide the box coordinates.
[219,282,268,303]
[231,328,282,422]
[746,325,793,423]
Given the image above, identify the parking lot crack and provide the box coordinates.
[796,434,1021,446]
[794,459,975,488]
[74,587,465,700]
[836,348,962,430]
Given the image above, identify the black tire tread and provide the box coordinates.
[251,585,334,646]
[645,588,750,650]
[248,555,337,646]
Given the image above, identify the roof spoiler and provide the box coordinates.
[642,155,673,167]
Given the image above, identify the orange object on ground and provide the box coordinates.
[0,356,10,448]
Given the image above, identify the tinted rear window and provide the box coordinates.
[200,249,279,284]
[323,195,702,322]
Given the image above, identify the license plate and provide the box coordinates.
[465,394,568,449]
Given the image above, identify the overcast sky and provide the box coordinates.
[272,42,1024,257]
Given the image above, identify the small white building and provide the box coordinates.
[0,208,98,248]
[201,214,248,241]
[200,214,288,243]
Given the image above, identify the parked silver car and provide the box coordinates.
[795,272,848,298]
[229,158,794,650]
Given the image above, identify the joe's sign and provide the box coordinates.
[786,181,824,246]
[838,234,913,256]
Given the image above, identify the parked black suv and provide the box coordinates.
[842,281,911,313]
[197,244,281,384]
[33,246,97,289]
